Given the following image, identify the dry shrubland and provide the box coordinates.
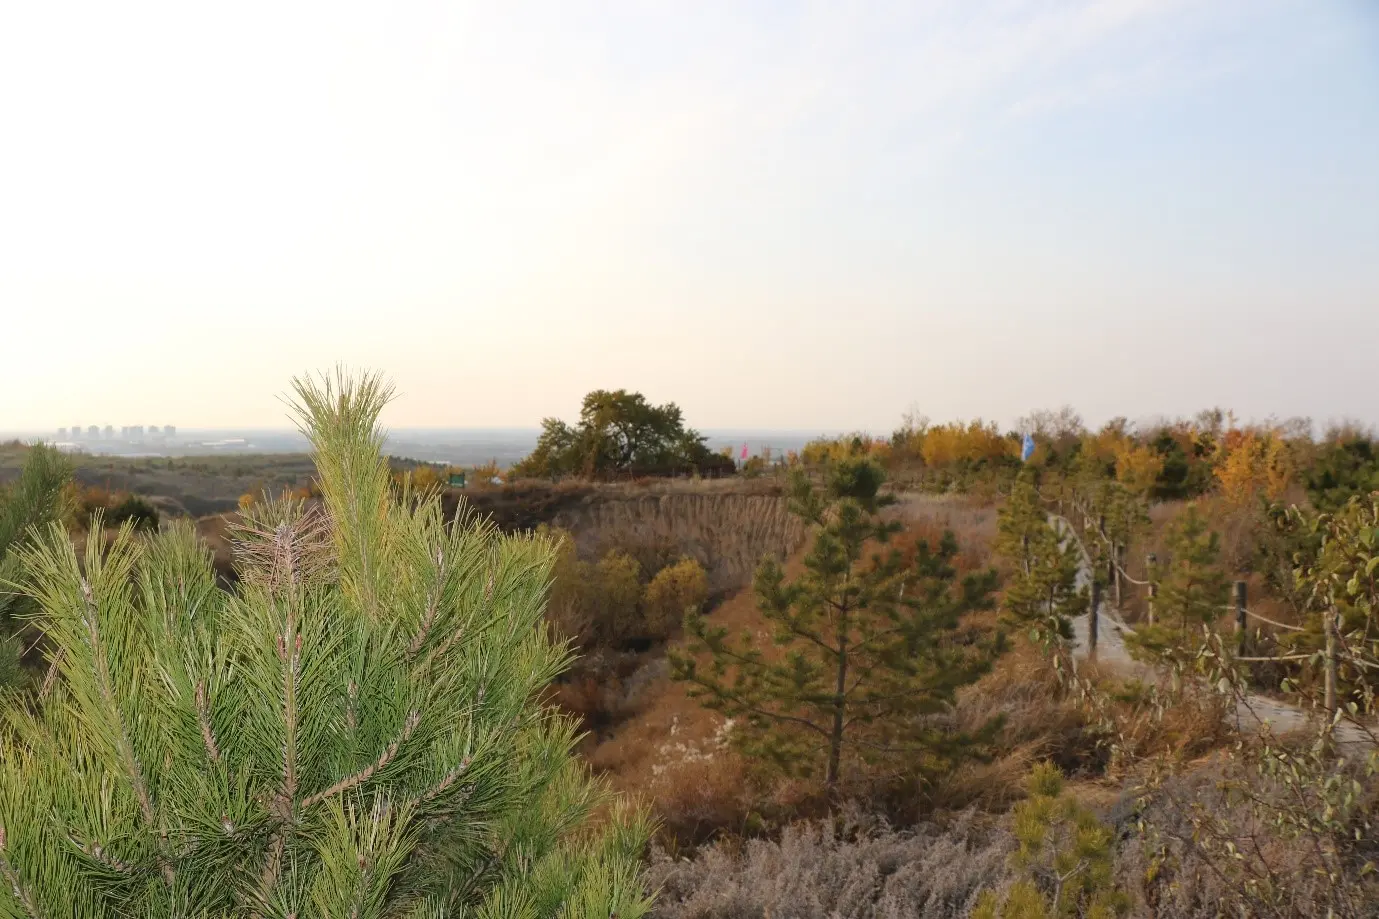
[646,810,1016,919]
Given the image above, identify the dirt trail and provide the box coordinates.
[1052,516,1372,749]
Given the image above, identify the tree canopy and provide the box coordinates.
[512,390,730,480]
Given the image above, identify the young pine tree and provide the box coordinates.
[0,371,651,919]
[671,459,1001,791]
[972,762,1127,919]
[996,476,1087,652]
[1129,502,1229,666]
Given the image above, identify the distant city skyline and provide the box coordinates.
[52,424,177,439]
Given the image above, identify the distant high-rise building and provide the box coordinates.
[87,425,100,439]
[163,425,176,437]
[103,425,114,439]
[120,426,129,439]
[72,426,82,439]
[131,425,144,438]
[57,427,67,439]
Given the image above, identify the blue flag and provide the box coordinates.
[1021,433,1035,463]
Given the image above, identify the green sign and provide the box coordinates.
[448,472,466,488]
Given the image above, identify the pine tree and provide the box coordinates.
[996,475,1086,651]
[0,443,72,597]
[0,443,72,686]
[972,763,1127,919]
[1128,502,1229,665]
[670,459,1001,791]
[0,371,651,919]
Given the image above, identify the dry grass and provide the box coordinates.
[448,480,806,596]
[583,554,812,844]
[558,493,806,595]
[951,640,1105,779]
[1116,754,1379,918]
[645,809,1016,919]
[890,492,999,570]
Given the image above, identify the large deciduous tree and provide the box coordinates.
[513,390,727,480]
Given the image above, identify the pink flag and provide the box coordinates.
[740,443,749,460]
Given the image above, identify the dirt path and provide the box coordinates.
[1053,517,1372,748]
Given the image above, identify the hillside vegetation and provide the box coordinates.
[3,392,1379,917]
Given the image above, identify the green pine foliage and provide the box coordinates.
[996,476,1087,651]
[0,443,73,687]
[670,458,1002,790]
[973,763,1127,919]
[1304,437,1379,513]
[1128,502,1229,666]
[0,371,652,919]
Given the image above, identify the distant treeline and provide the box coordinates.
[796,407,1377,510]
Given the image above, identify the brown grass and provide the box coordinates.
[890,492,999,570]
[645,808,1016,919]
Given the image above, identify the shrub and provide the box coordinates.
[104,494,160,531]
[0,371,651,918]
[542,533,643,648]
[646,809,1015,919]
[643,558,709,641]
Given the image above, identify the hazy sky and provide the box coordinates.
[3,1,1377,433]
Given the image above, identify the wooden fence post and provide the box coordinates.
[1146,554,1157,626]
[1089,581,1100,661]
[1108,540,1119,612]
[1234,581,1248,658]
[1324,605,1338,722]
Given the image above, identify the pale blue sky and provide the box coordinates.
[2,1,1376,432]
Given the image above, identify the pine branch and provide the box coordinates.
[406,549,446,661]
[0,826,42,919]
[678,673,830,738]
[195,681,221,765]
[305,710,421,809]
[75,575,161,858]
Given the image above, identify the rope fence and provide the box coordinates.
[1047,502,1341,692]
[1234,607,1306,633]
[1115,566,1150,586]
[1041,489,1379,730]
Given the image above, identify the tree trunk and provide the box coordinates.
[828,604,848,791]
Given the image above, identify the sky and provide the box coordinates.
[2,1,1377,434]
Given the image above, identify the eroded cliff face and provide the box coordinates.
[450,482,806,594]
[549,492,806,594]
